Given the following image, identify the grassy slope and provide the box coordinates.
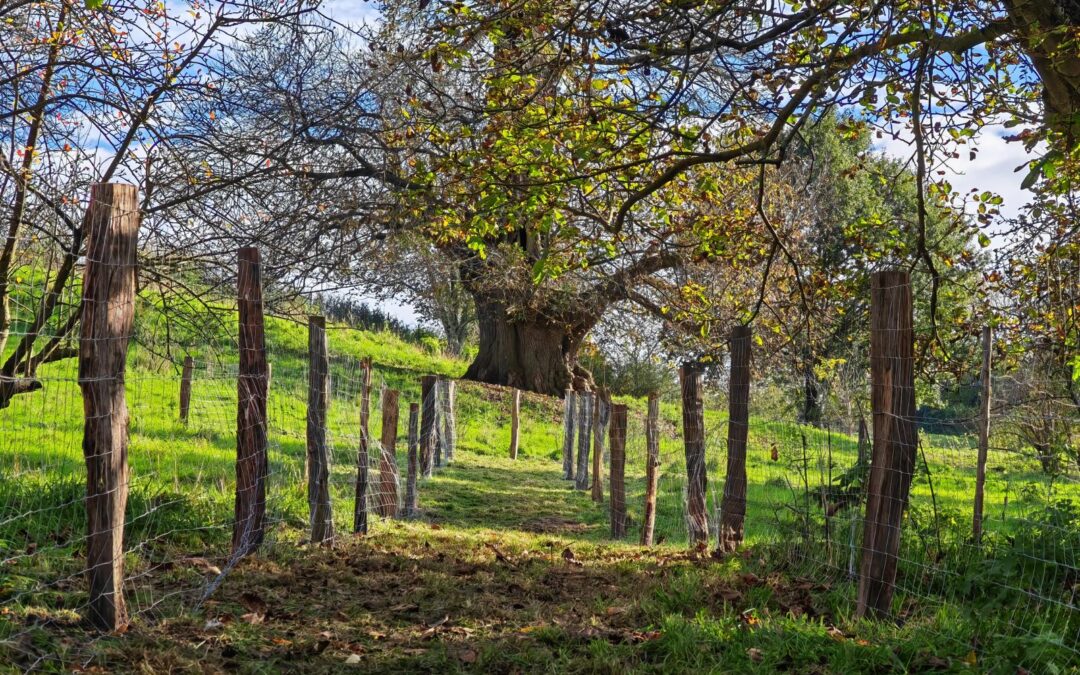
[0,315,1077,673]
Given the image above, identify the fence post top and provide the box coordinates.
[870,269,910,287]
[732,324,752,339]
[308,314,326,327]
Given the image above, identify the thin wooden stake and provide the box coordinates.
[442,380,457,463]
[179,355,194,423]
[680,363,709,548]
[509,388,521,459]
[80,182,138,631]
[353,357,373,534]
[306,315,333,545]
[591,393,608,503]
[718,325,751,553]
[609,404,628,539]
[405,402,420,517]
[641,393,661,546]
[856,270,917,618]
[973,325,993,545]
[575,392,592,490]
[377,389,400,518]
[233,246,268,558]
[562,389,576,479]
[420,375,437,478]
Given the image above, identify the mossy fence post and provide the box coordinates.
[856,270,917,618]
[80,182,138,631]
[233,246,268,559]
[718,325,751,554]
[306,315,333,545]
[680,362,709,548]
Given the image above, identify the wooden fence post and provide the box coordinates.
[718,325,751,553]
[609,404,628,539]
[680,363,709,548]
[856,270,917,618]
[973,325,993,545]
[353,357,373,534]
[420,375,437,478]
[575,392,592,490]
[562,389,576,479]
[509,388,521,459]
[79,182,138,631]
[442,379,457,463]
[591,393,608,503]
[179,355,194,423]
[378,389,400,518]
[233,246,268,558]
[306,315,333,545]
[641,393,661,546]
[405,402,420,517]
[434,379,444,468]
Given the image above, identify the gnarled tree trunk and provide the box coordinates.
[463,295,594,396]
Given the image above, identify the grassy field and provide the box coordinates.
[0,312,1077,672]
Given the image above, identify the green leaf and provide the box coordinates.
[85,0,104,8]
[977,232,991,248]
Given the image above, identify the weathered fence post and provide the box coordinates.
[680,363,709,548]
[434,379,445,468]
[306,315,333,545]
[378,389,400,518]
[609,404,628,539]
[509,388,521,459]
[233,246,269,558]
[179,355,194,423]
[420,375,437,478]
[973,325,993,545]
[562,389,576,479]
[641,393,661,546]
[857,415,870,467]
[405,402,420,517]
[856,270,917,619]
[80,182,137,631]
[353,357,373,534]
[591,393,608,503]
[575,392,592,489]
[442,379,457,463]
[718,325,751,553]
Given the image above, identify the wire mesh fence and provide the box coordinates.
[0,196,1076,672]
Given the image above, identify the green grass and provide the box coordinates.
[0,312,1077,673]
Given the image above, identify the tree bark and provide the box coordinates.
[718,326,751,554]
[680,363,709,548]
[641,393,660,546]
[463,296,591,395]
[79,182,137,631]
[856,270,917,619]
